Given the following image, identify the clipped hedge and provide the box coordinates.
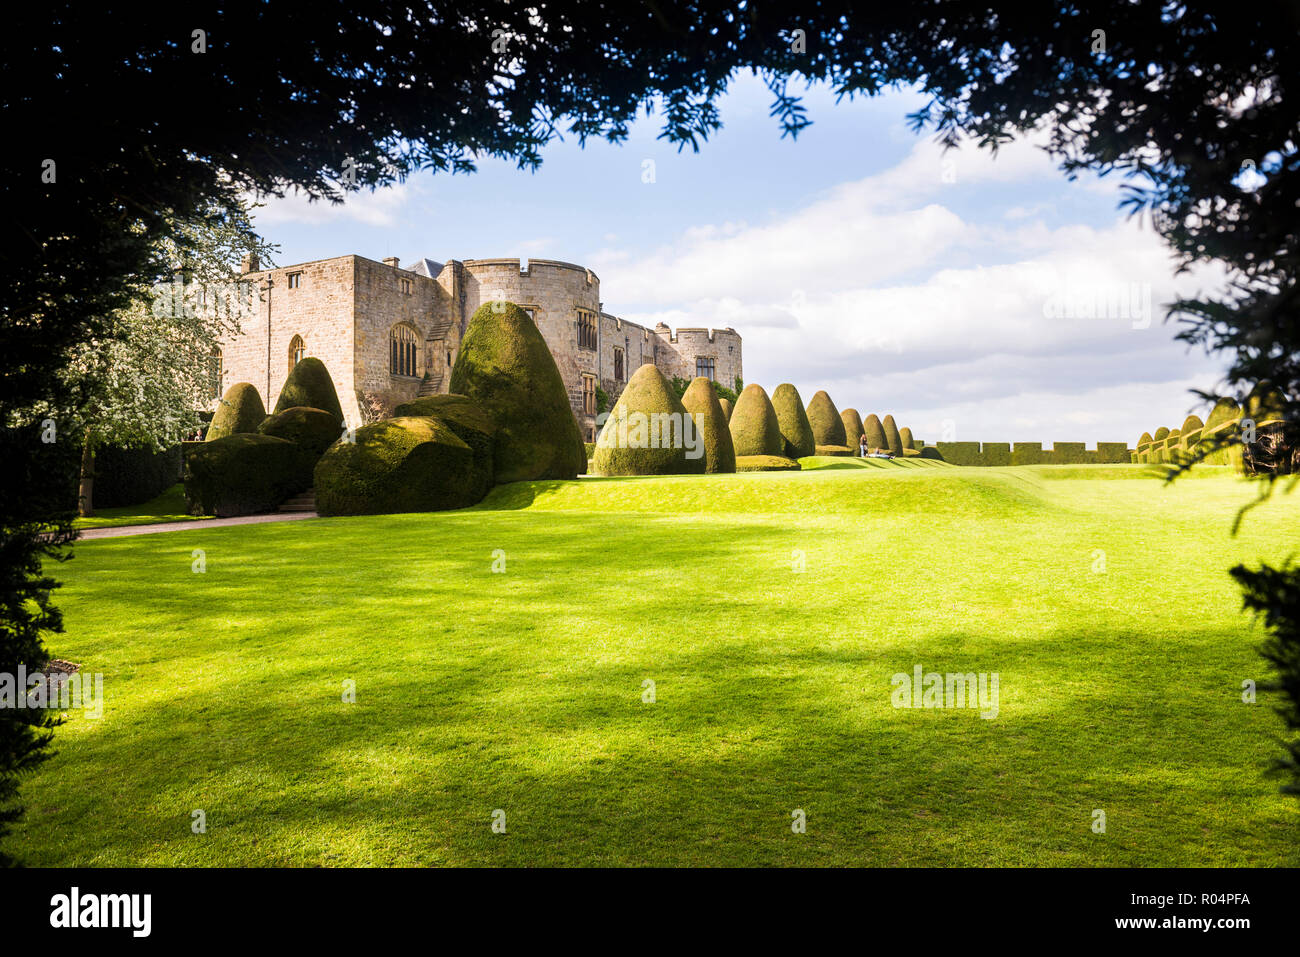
[919,446,945,460]
[881,415,904,457]
[449,301,586,483]
[680,375,737,474]
[207,382,266,441]
[391,393,497,487]
[275,357,345,421]
[1051,442,1089,464]
[90,443,183,508]
[771,383,816,459]
[718,397,734,423]
[315,416,488,516]
[592,366,709,476]
[981,442,1011,466]
[898,426,915,452]
[735,454,801,472]
[815,445,855,456]
[806,391,847,447]
[1011,442,1045,466]
[862,414,887,452]
[1096,442,1130,464]
[840,408,865,449]
[258,406,344,460]
[184,433,313,517]
[729,383,784,457]
[936,441,981,466]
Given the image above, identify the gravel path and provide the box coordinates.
[78,512,319,540]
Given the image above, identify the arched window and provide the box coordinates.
[390,324,418,377]
[288,335,305,373]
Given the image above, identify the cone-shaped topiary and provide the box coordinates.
[1153,426,1171,441]
[771,383,816,459]
[680,376,737,474]
[592,365,708,476]
[207,382,266,441]
[275,357,344,422]
[1179,415,1204,436]
[719,397,734,423]
[314,416,490,516]
[841,408,865,449]
[729,383,784,457]
[449,301,586,483]
[863,414,887,452]
[257,406,345,460]
[882,415,904,456]
[1245,382,1287,424]
[806,390,847,447]
[899,426,915,451]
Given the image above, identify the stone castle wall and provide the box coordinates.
[216,253,742,438]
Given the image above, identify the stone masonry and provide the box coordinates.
[216,254,743,440]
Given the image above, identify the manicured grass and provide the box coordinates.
[14,465,1299,866]
[73,484,209,529]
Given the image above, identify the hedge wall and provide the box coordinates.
[935,441,982,466]
[981,441,1011,466]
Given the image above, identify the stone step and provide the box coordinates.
[417,374,443,397]
[279,488,316,513]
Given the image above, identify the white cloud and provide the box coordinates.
[249,182,418,228]
[591,134,1232,444]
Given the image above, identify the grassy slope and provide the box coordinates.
[15,465,1299,866]
[73,484,208,529]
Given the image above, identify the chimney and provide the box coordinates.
[383,256,401,268]
[240,252,259,274]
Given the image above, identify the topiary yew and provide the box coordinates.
[882,415,904,457]
[392,393,498,486]
[806,390,847,447]
[718,397,734,423]
[275,356,344,422]
[184,433,313,517]
[771,383,816,459]
[729,383,784,457]
[680,375,737,474]
[207,382,266,441]
[449,301,585,483]
[863,414,887,452]
[840,408,865,449]
[314,415,489,515]
[258,406,345,459]
[591,365,708,476]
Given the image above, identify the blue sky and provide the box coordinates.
[252,72,1231,445]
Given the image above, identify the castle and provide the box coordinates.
[215,254,743,440]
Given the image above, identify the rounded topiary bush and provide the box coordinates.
[814,445,854,456]
[840,408,865,449]
[184,433,313,517]
[899,426,915,451]
[258,406,344,460]
[275,357,344,421]
[882,415,904,456]
[207,382,266,441]
[314,416,488,516]
[718,397,734,423]
[449,301,585,483]
[863,414,886,452]
[680,376,737,474]
[729,383,784,457]
[592,365,709,476]
[391,393,497,486]
[735,454,801,471]
[771,383,816,459]
[806,390,846,447]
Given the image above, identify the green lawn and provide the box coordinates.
[73,483,209,529]
[14,464,1299,866]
